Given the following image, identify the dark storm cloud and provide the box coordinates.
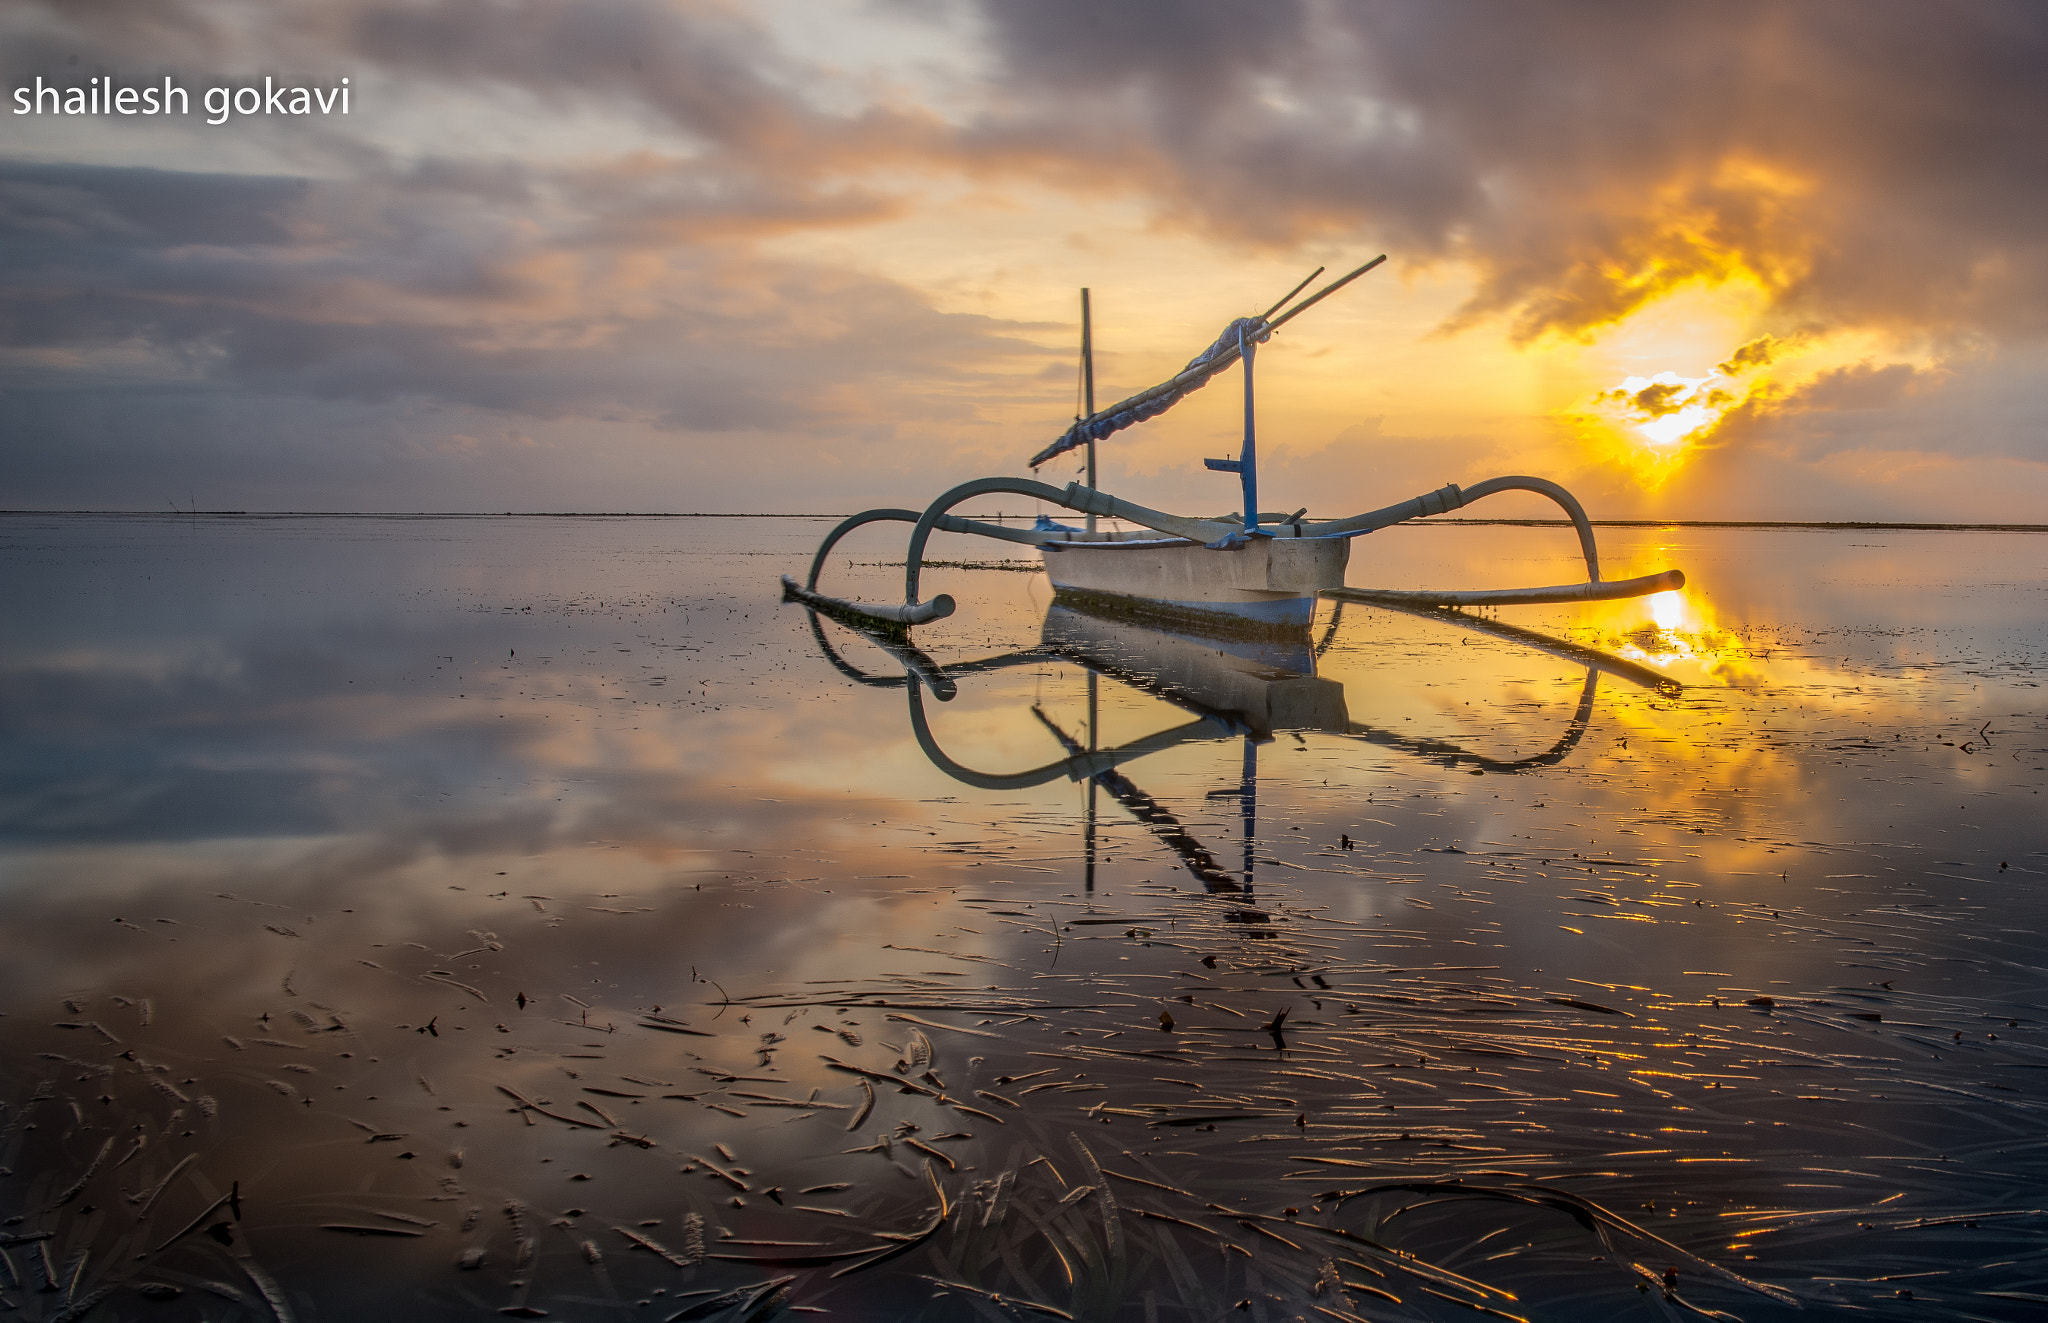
[16,0,2047,354]
[0,153,1026,435]
[0,163,306,366]
[964,0,2048,343]
[1697,355,2048,475]
[4,0,2045,509]
[14,0,2048,358]
[2,0,943,191]
[0,0,1017,483]
[1792,362,1931,414]
[0,161,303,247]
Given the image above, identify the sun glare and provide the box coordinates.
[1562,343,1772,487]
[1603,370,1734,449]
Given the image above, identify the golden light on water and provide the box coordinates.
[1605,587,1759,682]
[1647,586,1687,631]
[1590,579,1926,714]
[1577,581,1792,694]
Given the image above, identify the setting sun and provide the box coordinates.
[1600,370,1734,448]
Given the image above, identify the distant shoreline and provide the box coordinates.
[5,511,2046,533]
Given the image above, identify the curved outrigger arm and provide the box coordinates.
[1302,475,1603,581]
[784,505,1034,626]
[785,468,1680,627]
[783,476,1248,625]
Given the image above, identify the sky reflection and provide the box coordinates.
[2,515,2045,1320]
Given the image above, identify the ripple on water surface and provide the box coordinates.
[1,514,2045,1320]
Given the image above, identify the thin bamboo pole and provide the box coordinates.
[1259,266,1324,323]
[1264,255,1387,331]
[1082,288,1096,535]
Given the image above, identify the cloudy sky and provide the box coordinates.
[3,0,2044,518]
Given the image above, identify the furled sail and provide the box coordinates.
[1027,316,1268,470]
[1025,256,1386,471]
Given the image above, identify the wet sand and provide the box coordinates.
[2,514,2044,1320]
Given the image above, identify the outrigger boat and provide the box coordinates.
[782,256,1684,634]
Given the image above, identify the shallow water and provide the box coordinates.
[2,513,2045,1321]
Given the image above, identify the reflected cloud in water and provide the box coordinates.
[3,515,2045,1319]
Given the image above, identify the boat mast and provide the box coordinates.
[1238,324,1258,535]
[1081,288,1096,535]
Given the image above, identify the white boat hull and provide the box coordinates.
[1040,536,1348,631]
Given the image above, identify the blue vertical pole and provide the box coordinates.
[1238,324,1258,534]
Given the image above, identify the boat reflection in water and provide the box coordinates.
[801,591,1679,928]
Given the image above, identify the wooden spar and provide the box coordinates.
[1259,266,1324,323]
[1264,255,1387,332]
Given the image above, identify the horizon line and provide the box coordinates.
[4,510,2047,533]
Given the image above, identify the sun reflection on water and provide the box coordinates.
[1584,584,1768,690]
[4,516,2046,1319]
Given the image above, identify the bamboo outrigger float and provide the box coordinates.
[782,257,1684,633]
